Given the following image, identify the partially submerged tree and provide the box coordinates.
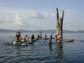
[56,8,64,43]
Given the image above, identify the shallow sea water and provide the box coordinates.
[0,32,84,63]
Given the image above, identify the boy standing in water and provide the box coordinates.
[16,31,21,42]
[56,33,62,42]
[45,34,47,40]
[49,34,53,45]
[31,34,35,43]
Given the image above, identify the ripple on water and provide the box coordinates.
[0,33,84,63]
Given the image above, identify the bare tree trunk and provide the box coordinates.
[56,8,64,43]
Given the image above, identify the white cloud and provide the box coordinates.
[0,7,84,30]
[15,14,22,26]
[25,10,45,19]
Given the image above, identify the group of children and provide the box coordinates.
[15,31,43,44]
[16,31,29,44]
[15,31,62,45]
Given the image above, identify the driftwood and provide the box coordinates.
[63,39,74,42]
[56,8,64,43]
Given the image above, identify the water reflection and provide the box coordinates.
[55,42,63,63]
[15,46,21,57]
[30,44,35,55]
[49,43,53,51]
[15,44,35,57]
[48,42,53,58]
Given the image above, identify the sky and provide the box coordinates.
[0,0,84,30]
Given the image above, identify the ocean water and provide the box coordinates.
[0,32,84,63]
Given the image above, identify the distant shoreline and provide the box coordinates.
[0,29,84,33]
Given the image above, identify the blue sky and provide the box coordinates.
[0,0,84,30]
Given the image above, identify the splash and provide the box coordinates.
[15,14,22,26]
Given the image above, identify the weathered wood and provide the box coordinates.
[56,8,64,43]
[63,39,74,42]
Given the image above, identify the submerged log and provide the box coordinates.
[63,39,74,42]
